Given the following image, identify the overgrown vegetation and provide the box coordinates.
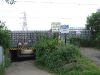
[34,36,100,75]
[0,49,11,75]
[69,37,81,47]
[86,11,100,48]
[0,21,11,75]
[0,63,5,75]
[69,37,94,47]
[0,21,10,49]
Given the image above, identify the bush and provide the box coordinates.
[0,49,11,75]
[34,37,100,75]
[69,37,95,47]
[95,35,100,48]
[69,37,81,47]
[0,63,5,75]
[80,38,94,47]
[34,37,57,66]
[0,26,10,49]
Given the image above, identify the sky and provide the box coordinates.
[0,0,100,30]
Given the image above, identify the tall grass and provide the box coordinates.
[34,37,100,75]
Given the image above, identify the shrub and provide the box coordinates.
[34,37,100,75]
[34,37,57,66]
[0,49,11,75]
[0,63,5,75]
[95,35,100,48]
[69,37,81,47]
[80,38,94,47]
[69,37,95,47]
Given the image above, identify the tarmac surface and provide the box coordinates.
[5,60,53,75]
[81,47,100,66]
[5,48,100,75]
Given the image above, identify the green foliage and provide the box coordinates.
[86,12,100,40]
[4,49,11,68]
[34,37,100,75]
[34,37,57,66]
[80,38,94,47]
[95,35,100,48]
[0,50,11,75]
[69,37,95,47]
[69,37,81,47]
[0,63,5,75]
[35,37,82,73]
[0,21,10,49]
[0,58,10,75]
[0,22,11,75]
[86,12,100,48]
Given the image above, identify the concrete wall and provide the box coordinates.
[0,46,4,64]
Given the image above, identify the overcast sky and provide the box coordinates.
[0,0,100,30]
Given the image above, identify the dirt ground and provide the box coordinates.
[5,60,53,75]
[81,47,100,66]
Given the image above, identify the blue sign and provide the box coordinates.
[60,25,69,29]
[60,25,69,33]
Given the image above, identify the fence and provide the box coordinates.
[9,31,51,47]
[60,27,91,40]
[9,28,91,47]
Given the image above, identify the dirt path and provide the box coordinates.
[5,60,53,75]
[81,47,100,66]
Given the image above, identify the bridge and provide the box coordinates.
[7,28,90,61]
[8,30,51,61]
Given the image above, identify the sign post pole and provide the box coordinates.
[60,25,69,45]
[64,33,67,44]
[51,22,61,44]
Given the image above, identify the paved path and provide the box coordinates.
[5,61,53,75]
[81,47,100,66]
[5,48,100,75]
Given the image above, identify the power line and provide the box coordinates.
[0,16,85,19]
[15,1,100,6]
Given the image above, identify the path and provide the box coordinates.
[5,48,100,75]
[81,47,100,66]
[5,60,53,75]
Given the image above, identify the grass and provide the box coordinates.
[0,63,5,75]
[0,49,11,75]
[34,37,100,75]
[35,56,100,75]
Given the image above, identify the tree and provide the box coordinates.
[86,12,100,39]
[0,21,10,49]
[4,0,15,5]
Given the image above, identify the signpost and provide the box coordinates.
[60,25,69,33]
[51,22,61,44]
[60,25,69,44]
[51,22,61,32]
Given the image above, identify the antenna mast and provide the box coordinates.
[22,12,28,31]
